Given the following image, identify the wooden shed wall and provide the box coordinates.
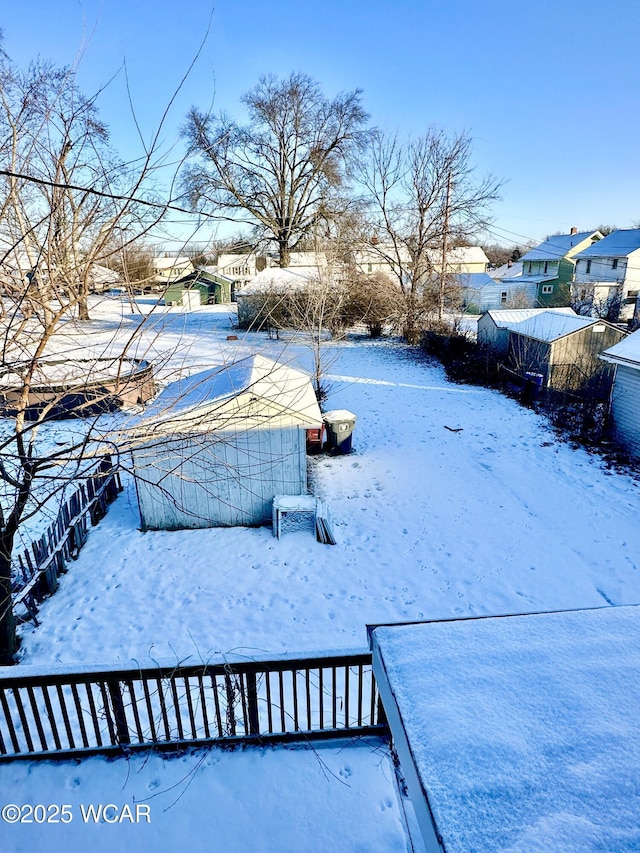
[610,365,640,459]
[133,426,307,530]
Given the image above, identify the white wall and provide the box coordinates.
[610,365,640,459]
[133,426,307,530]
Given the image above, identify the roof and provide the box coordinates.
[455,272,497,289]
[132,354,323,437]
[520,231,600,262]
[236,267,321,296]
[600,328,640,368]
[370,605,640,852]
[575,228,640,259]
[153,256,192,270]
[511,311,602,343]
[481,307,575,329]
[489,261,523,281]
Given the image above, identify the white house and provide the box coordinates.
[572,228,640,321]
[152,256,193,284]
[600,329,640,459]
[130,354,323,530]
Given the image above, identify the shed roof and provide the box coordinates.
[575,228,640,259]
[370,605,640,852]
[520,231,600,262]
[133,354,322,436]
[481,307,575,329]
[512,311,601,343]
[600,328,640,368]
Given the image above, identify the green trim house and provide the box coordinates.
[519,229,603,308]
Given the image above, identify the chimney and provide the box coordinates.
[570,227,578,235]
[507,260,513,268]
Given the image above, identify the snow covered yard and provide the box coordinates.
[13,301,640,666]
[4,297,640,852]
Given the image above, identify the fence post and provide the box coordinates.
[246,672,260,735]
[107,681,131,746]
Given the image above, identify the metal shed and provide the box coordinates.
[130,354,323,530]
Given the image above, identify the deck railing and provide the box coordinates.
[0,651,387,761]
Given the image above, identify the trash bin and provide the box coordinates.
[523,371,544,403]
[322,410,357,454]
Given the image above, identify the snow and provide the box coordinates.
[481,307,575,328]
[520,231,597,261]
[3,294,640,850]
[13,298,640,665]
[509,311,599,342]
[600,328,640,367]
[371,606,640,852]
[0,740,406,853]
[576,228,640,259]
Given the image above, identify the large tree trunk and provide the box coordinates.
[278,239,290,268]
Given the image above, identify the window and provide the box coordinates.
[367,263,372,273]
[541,285,553,294]
[586,260,592,274]
[543,261,548,274]
[528,262,532,274]
[612,258,619,270]
[500,291,508,303]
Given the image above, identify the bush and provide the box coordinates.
[420,329,501,386]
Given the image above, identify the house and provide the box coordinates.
[572,228,640,321]
[477,307,576,354]
[459,271,531,313]
[519,229,603,308]
[152,255,193,284]
[353,244,489,282]
[130,354,323,530]
[507,310,625,393]
[599,330,640,459]
[369,606,640,853]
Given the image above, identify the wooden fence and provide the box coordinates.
[0,651,387,761]
[11,456,122,624]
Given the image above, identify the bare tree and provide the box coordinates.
[182,72,369,267]
[356,128,501,342]
[0,40,196,663]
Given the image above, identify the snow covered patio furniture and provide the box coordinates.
[369,606,640,852]
[129,354,323,530]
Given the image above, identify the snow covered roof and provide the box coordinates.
[512,311,601,343]
[482,307,575,329]
[600,328,640,368]
[236,267,320,296]
[153,256,192,270]
[575,228,640,259]
[520,231,600,261]
[370,605,640,852]
[134,354,322,435]
[489,261,523,281]
[455,272,497,289]
[443,246,489,265]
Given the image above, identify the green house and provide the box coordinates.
[519,230,603,308]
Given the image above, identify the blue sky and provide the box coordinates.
[2,0,639,248]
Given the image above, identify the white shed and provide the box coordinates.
[130,354,323,530]
[600,330,640,459]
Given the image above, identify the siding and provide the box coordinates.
[133,426,307,530]
[610,365,640,459]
